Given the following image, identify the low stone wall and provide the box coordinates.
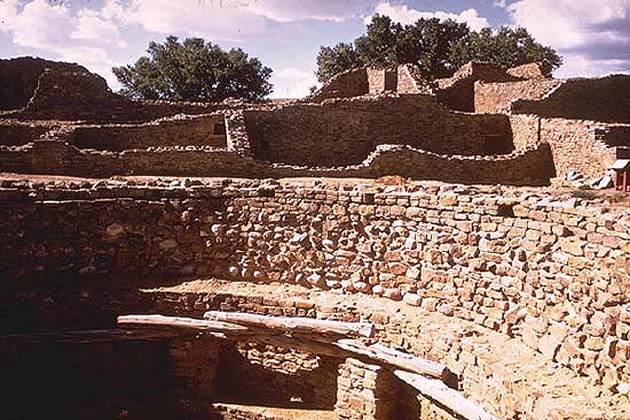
[72,114,226,150]
[0,139,554,185]
[336,358,398,420]
[245,95,514,167]
[475,79,562,113]
[512,76,630,123]
[1,179,629,419]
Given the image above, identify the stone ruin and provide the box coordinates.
[1,56,630,420]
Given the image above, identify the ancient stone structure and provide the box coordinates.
[1,57,630,420]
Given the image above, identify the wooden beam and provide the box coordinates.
[117,314,251,333]
[334,339,454,383]
[395,370,496,420]
[203,311,374,338]
[0,328,181,345]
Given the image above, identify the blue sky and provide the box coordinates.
[1,1,629,98]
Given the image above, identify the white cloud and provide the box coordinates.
[109,0,271,41]
[101,0,376,41]
[271,67,319,98]
[367,2,490,32]
[0,0,127,88]
[506,0,630,77]
[554,54,630,78]
[245,0,376,22]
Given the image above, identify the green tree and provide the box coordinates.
[315,42,362,83]
[113,36,273,102]
[316,15,562,83]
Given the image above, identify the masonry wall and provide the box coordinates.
[474,79,562,113]
[0,140,554,185]
[509,114,540,151]
[506,62,546,79]
[540,118,618,179]
[72,114,226,150]
[245,95,515,167]
[512,76,630,123]
[216,341,340,410]
[307,68,369,103]
[0,57,88,110]
[1,180,629,408]
[435,62,520,112]
[0,123,50,146]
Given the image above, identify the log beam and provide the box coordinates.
[395,370,496,420]
[203,311,374,338]
[334,339,454,384]
[117,314,251,333]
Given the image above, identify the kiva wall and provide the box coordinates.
[1,180,629,409]
[245,95,515,167]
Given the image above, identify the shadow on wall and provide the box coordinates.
[215,341,341,410]
[512,76,630,123]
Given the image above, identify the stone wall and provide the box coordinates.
[0,62,251,124]
[474,79,563,113]
[366,68,397,94]
[0,122,51,146]
[72,114,227,150]
[512,76,630,123]
[435,62,521,112]
[245,95,515,166]
[396,64,431,94]
[509,114,540,151]
[306,68,369,103]
[336,358,398,420]
[540,118,619,179]
[1,179,629,418]
[0,57,88,111]
[0,140,554,186]
[506,62,546,79]
[216,341,340,409]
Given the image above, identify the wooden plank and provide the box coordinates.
[395,370,496,420]
[203,311,374,338]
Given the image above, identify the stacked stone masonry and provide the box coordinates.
[1,179,629,419]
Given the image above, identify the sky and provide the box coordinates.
[1,0,629,98]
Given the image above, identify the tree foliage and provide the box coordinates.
[113,36,273,102]
[315,15,562,83]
